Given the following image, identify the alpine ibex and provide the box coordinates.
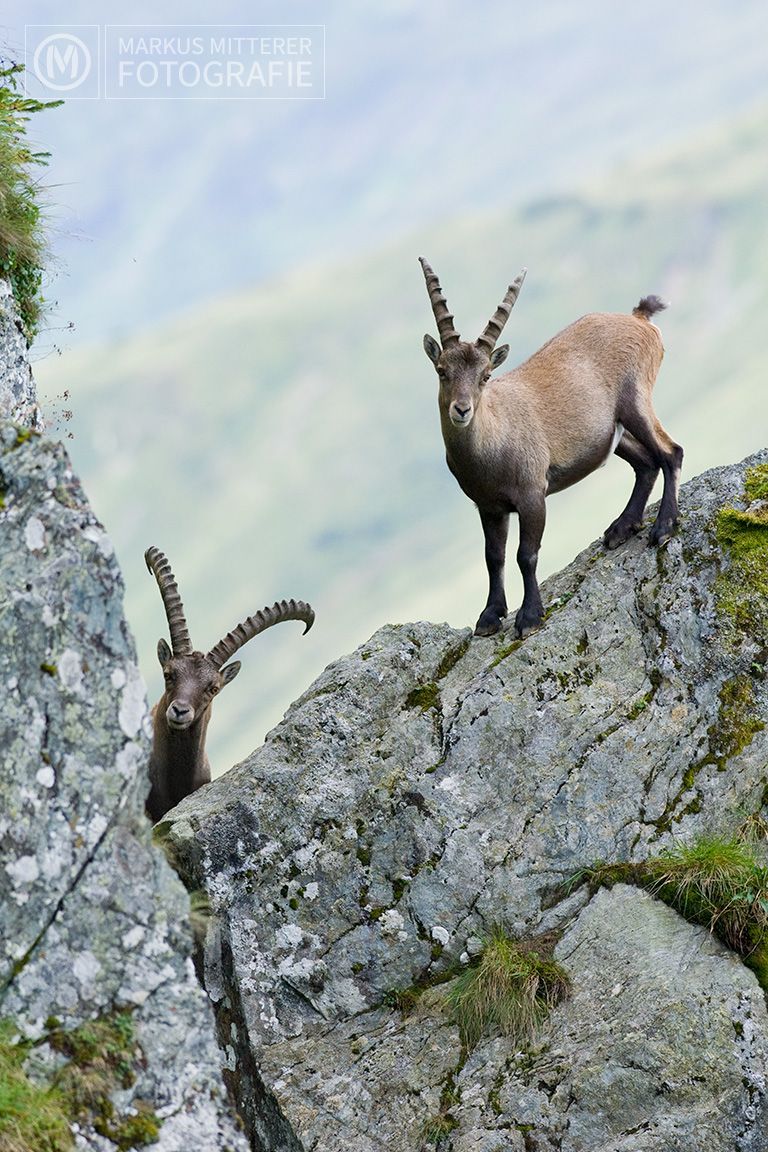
[419,258,683,638]
[144,546,314,822]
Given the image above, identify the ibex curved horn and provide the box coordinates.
[419,257,460,348]
[144,546,193,656]
[207,599,315,671]
[476,269,527,355]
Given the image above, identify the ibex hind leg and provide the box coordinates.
[513,495,546,638]
[603,432,660,550]
[619,407,683,547]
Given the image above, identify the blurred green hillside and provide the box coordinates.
[20,0,768,341]
[35,102,768,772]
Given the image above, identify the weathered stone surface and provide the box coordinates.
[0,280,41,428]
[0,418,247,1150]
[473,884,768,1151]
[167,450,768,1150]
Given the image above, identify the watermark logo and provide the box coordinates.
[33,33,91,91]
[25,26,101,99]
[24,25,325,100]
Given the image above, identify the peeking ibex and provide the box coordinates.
[144,546,314,822]
[419,258,683,638]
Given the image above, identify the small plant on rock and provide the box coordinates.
[646,835,768,980]
[443,927,570,1050]
[0,62,60,338]
[0,1021,73,1152]
[572,833,768,987]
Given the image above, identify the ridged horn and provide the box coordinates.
[207,599,315,671]
[144,546,193,657]
[419,257,460,348]
[476,269,527,355]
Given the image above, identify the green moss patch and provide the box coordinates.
[707,675,764,767]
[489,638,523,669]
[11,427,37,449]
[434,635,472,681]
[405,682,440,712]
[744,463,768,504]
[0,1011,161,1151]
[48,1011,136,1089]
[714,466,768,644]
[651,673,765,836]
[422,1072,461,1145]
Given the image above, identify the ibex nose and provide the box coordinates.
[170,702,191,720]
[455,404,470,416]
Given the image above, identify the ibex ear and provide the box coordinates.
[220,661,241,688]
[423,334,442,365]
[157,638,172,666]
[489,344,509,369]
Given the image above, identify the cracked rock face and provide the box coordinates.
[167,451,768,1151]
[0,415,247,1150]
[0,282,41,428]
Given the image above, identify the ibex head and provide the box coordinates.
[145,546,314,733]
[419,257,526,428]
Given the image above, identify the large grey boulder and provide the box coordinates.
[166,449,768,1151]
[0,296,246,1150]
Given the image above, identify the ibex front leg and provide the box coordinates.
[475,508,510,637]
[514,493,546,638]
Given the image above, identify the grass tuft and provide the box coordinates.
[646,836,768,973]
[0,1011,161,1151]
[0,1022,73,1152]
[443,928,570,1050]
[422,1112,458,1144]
[572,834,768,987]
[0,62,60,339]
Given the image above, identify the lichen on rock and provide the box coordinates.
[165,450,768,1151]
[0,279,41,427]
[0,399,247,1148]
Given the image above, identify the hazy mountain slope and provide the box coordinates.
[35,102,768,772]
[15,0,768,339]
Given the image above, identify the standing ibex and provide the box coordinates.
[144,546,314,822]
[419,258,683,638]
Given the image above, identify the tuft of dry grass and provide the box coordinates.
[0,1021,73,1152]
[443,928,570,1050]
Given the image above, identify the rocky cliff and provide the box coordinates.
[164,450,768,1152]
[0,289,247,1149]
[0,281,41,429]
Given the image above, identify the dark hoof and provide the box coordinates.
[474,606,506,637]
[649,519,678,547]
[514,604,544,638]
[603,519,641,550]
